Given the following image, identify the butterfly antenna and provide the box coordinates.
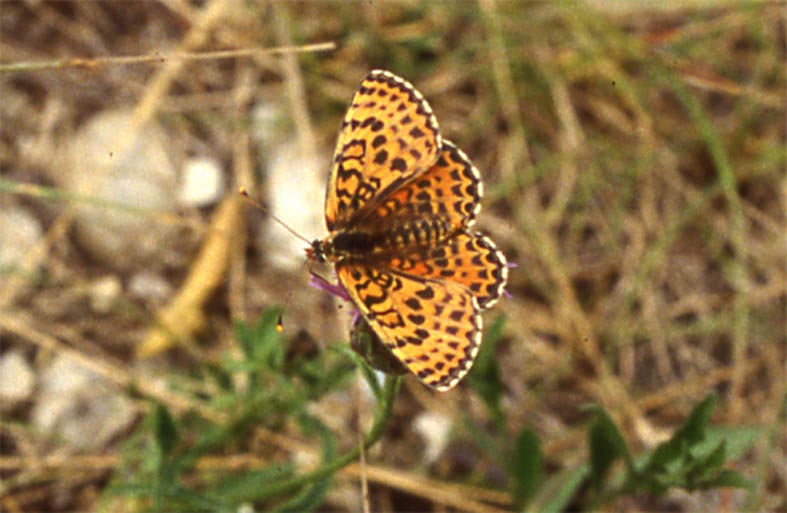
[275,288,296,333]
[238,187,312,245]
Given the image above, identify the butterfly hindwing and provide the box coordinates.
[336,262,482,391]
[372,231,508,310]
[352,140,482,233]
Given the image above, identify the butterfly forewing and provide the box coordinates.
[325,70,441,232]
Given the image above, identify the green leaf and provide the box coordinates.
[679,394,717,445]
[702,469,752,489]
[645,436,685,474]
[510,427,542,508]
[255,309,286,370]
[202,361,233,391]
[525,464,588,513]
[587,405,633,492]
[273,476,332,513]
[153,404,178,458]
[151,404,180,510]
[154,484,229,512]
[466,315,507,427]
[463,416,504,463]
[700,440,727,472]
[235,308,285,372]
[235,317,256,359]
[295,354,356,397]
[633,395,757,497]
[684,428,755,491]
[272,414,336,512]
[292,353,356,399]
[644,394,717,476]
[209,465,295,505]
[683,440,725,489]
[703,426,759,461]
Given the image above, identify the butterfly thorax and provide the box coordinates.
[309,217,457,263]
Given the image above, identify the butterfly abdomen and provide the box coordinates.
[382,217,453,249]
[330,217,454,259]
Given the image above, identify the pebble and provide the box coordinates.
[252,102,324,271]
[31,353,135,449]
[128,270,172,304]
[59,108,178,269]
[0,349,35,405]
[88,275,122,313]
[177,156,225,208]
[413,411,453,464]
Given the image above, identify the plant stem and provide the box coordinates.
[248,374,402,503]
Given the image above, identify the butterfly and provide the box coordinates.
[307,70,508,391]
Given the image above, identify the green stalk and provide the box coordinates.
[247,374,402,503]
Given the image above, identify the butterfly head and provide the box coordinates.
[306,238,330,263]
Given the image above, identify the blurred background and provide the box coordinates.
[0,1,784,512]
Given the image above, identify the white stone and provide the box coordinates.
[251,102,287,149]
[128,271,172,303]
[178,156,224,207]
[0,350,35,404]
[252,101,325,271]
[88,275,122,313]
[413,411,453,464]
[59,108,178,269]
[262,142,325,270]
[31,353,135,449]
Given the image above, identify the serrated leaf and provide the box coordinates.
[510,427,542,508]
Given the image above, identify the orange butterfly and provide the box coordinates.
[308,70,508,391]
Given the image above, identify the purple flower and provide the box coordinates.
[308,272,360,322]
